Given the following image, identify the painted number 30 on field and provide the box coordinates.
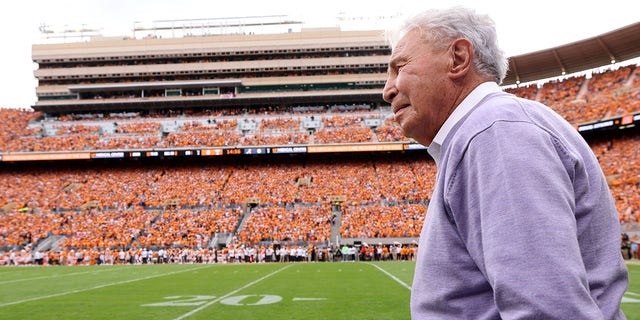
[142,295,325,307]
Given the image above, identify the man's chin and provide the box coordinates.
[397,124,413,140]
[396,123,420,144]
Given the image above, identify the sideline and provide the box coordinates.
[367,262,412,291]
[0,265,212,307]
[173,264,293,320]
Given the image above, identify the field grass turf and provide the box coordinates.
[0,261,638,319]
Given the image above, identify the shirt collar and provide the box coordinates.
[427,82,501,165]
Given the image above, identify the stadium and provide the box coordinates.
[0,12,639,319]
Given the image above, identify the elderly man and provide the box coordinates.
[383,6,628,319]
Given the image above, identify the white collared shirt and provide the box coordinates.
[427,82,502,165]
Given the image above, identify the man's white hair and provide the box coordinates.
[386,6,509,84]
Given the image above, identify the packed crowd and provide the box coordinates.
[0,154,434,250]
[591,134,640,224]
[504,63,638,124]
[238,205,333,244]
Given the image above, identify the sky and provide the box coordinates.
[0,0,638,109]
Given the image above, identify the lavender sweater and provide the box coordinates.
[411,91,628,319]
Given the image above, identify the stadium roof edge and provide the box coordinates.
[503,22,640,85]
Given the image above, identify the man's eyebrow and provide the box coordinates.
[388,54,402,66]
[388,54,407,70]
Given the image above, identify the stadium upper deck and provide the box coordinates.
[32,27,389,114]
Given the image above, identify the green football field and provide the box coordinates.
[0,261,638,319]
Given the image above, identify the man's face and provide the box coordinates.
[383,28,453,146]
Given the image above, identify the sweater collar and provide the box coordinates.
[427,82,502,165]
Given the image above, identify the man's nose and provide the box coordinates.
[382,80,397,103]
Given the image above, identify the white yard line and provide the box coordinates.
[173,264,293,320]
[0,267,130,285]
[0,265,211,307]
[367,263,412,291]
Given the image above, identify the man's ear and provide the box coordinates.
[448,38,473,80]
